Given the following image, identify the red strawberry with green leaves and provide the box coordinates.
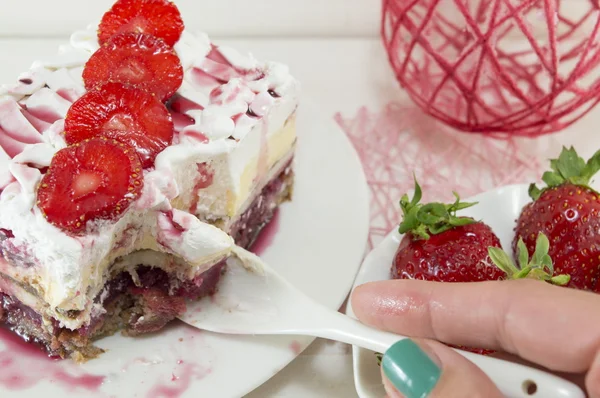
[37,138,143,234]
[83,32,183,102]
[64,82,174,168]
[391,177,569,357]
[392,179,504,283]
[98,0,184,47]
[514,147,600,291]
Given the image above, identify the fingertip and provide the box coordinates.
[351,280,394,324]
[350,281,378,314]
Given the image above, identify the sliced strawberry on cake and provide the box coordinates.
[64,83,174,168]
[37,138,143,233]
[98,0,184,47]
[83,32,183,101]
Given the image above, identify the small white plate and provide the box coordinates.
[0,102,370,398]
[346,184,533,398]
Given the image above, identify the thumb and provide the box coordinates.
[381,339,503,398]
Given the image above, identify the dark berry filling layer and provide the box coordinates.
[229,159,293,249]
[0,262,225,360]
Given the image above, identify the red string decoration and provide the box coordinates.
[382,0,600,136]
[335,103,551,249]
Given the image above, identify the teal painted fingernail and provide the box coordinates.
[382,339,441,398]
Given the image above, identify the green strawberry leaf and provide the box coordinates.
[550,274,571,285]
[582,149,600,180]
[530,146,600,200]
[449,217,475,227]
[488,233,570,286]
[541,171,565,188]
[397,177,478,240]
[517,238,529,270]
[417,203,449,224]
[529,183,543,201]
[488,247,519,276]
[411,177,423,207]
[428,224,452,235]
[555,147,586,180]
[532,234,550,267]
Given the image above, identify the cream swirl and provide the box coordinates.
[0,25,298,177]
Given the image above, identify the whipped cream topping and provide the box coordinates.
[0,24,300,328]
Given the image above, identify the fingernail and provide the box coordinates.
[382,339,441,398]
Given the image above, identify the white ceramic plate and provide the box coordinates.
[0,103,370,398]
[346,184,534,398]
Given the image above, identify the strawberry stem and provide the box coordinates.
[488,234,570,286]
[530,146,600,200]
[398,177,477,240]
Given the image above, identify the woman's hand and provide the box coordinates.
[351,279,600,398]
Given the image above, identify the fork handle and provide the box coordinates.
[300,303,584,398]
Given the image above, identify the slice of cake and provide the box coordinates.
[0,0,299,361]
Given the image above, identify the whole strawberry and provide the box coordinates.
[514,146,600,291]
[392,180,505,283]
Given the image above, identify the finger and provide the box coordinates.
[351,279,600,373]
[380,338,502,398]
[586,350,600,398]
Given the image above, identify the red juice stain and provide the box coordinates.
[52,370,105,391]
[162,210,186,234]
[147,360,211,398]
[206,46,231,65]
[0,326,105,392]
[209,86,224,102]
[0,326,55,361]
[231,113,243,124]
[171,112,195,133]
[189,68,221,90]
[0,229,14,239]
[250,209,280,256]
[289,340,303,355]
[0,127,28,158]
[189,163,214,214]
[56,88,78,103]
[185,131,209,143]
[170,95,204,114]
[20,109,51,133]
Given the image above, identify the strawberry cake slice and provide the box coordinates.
[0,0,299,360]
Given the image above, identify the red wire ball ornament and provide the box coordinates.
[382,0,600,136]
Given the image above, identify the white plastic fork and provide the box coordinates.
[178,249,585,398]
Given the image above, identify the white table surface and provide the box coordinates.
[2,36,600,398]
[0,0,381,38]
